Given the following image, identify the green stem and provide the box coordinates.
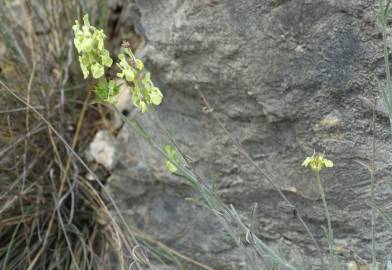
[380,0,392,134]
[371,99,377,270]
[382,18,391,87]
[315,172,334,265]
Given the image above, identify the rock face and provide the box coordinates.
[109,0,392,268]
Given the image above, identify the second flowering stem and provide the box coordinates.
[316,172,333,245]
[315,171,337,269]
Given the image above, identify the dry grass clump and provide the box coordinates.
[0,1,145,269]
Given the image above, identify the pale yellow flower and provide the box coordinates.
[302,154,333,173]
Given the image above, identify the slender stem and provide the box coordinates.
[373,3,391,269]
[315,172,334,264]
[198,90,325,269]
[371,98,377,269]
[380,0,392,86]
[382,19,391,87]
[380,1,392,134]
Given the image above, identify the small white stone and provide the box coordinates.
[346,261,358,270]
[295,45,305,54]
[86,173,95,181]
[88,130,117,171]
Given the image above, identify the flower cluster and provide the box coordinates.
[302,154,333,173]
[72,15,112,79]
[73,14,164,112]
[116,48,163,112]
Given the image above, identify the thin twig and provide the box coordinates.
[0,106,44,114]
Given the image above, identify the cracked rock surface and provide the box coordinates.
[108,0,392,268]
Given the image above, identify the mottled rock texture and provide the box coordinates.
[108,0,392,268]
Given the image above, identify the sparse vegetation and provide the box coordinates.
[3,1,392,269]
[0,1,144,269]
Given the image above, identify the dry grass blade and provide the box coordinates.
[0,1,144,269]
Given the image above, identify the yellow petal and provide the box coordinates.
[324,159,333,168]
[302,157,311,167]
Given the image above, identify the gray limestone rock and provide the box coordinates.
[108,0,392,268]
